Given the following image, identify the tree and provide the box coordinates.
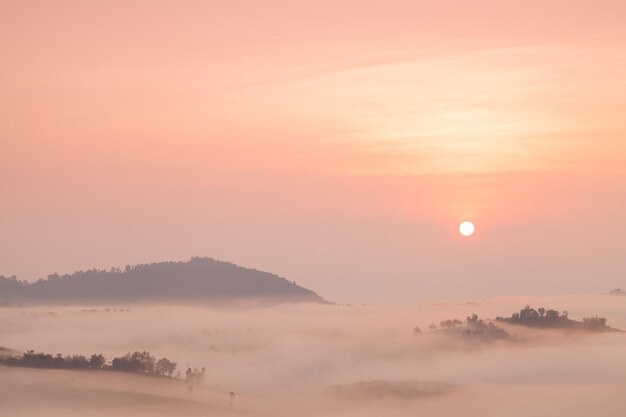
[440,319,463,328]
[545,309,560,320]
[0,349,181,378]
[185,366,206,383]
[583,316,607,330]
[130,351,156,373]
[89,354,106,369]
[54,353,64,368]
[519,305,539,320]
[155,358,177,376]
[65,355,90,369]
[538,308,546,317]
[111,351,156,373]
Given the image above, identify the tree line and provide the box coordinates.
[497,305,609,330]
[0,350,177,377]
[414,314,510,340]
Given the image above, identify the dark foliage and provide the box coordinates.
[497,305,610,331]
[439,319,463,329]
[0,350,177,377]
[89,354,106,369]
[185,366,206,383]
[155,358,177,376]
[110,351,156,374]
[582,315,607,329]
[461,314,510,340]
[423,314,510,341]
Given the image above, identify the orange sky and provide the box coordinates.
[1,1,625,302]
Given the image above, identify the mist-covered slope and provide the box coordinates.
[0,257,325,306]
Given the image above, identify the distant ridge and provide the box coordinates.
[0,257,326,306]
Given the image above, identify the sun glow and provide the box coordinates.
[459,221,475,237]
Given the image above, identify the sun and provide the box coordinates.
[459,221,475,237]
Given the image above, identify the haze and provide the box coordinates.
[2,295,626,416]
[2,1,626,303]
[2,2,626,416]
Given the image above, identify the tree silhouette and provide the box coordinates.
[1,349,179,377]
[582,316,607,330]
[111,351,156,373]
[440,319,463,329]
[89,354,106,369]
[155,358,177,376]
[497,305,609,330]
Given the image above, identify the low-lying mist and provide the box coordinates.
[1,293,626,416]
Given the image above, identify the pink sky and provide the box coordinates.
[1,1,625,302]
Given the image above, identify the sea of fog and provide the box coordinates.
[1,293,626,416]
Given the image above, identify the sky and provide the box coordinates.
[1,0,625,303]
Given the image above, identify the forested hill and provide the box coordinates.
[0,257,326,306]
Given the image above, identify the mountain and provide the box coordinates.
[0,257,326,306]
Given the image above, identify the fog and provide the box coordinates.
[2,294,626,416]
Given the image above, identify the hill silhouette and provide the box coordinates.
[0,257,325,306]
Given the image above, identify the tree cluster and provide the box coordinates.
[423,314,510,340]
[0,350,177,377]
[185,366,206,383]
[497,305,609,330]
[439,319,463,329]
[461,314,510,340]
[582,315,608,330]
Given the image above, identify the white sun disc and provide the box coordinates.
[459,221,475,237]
